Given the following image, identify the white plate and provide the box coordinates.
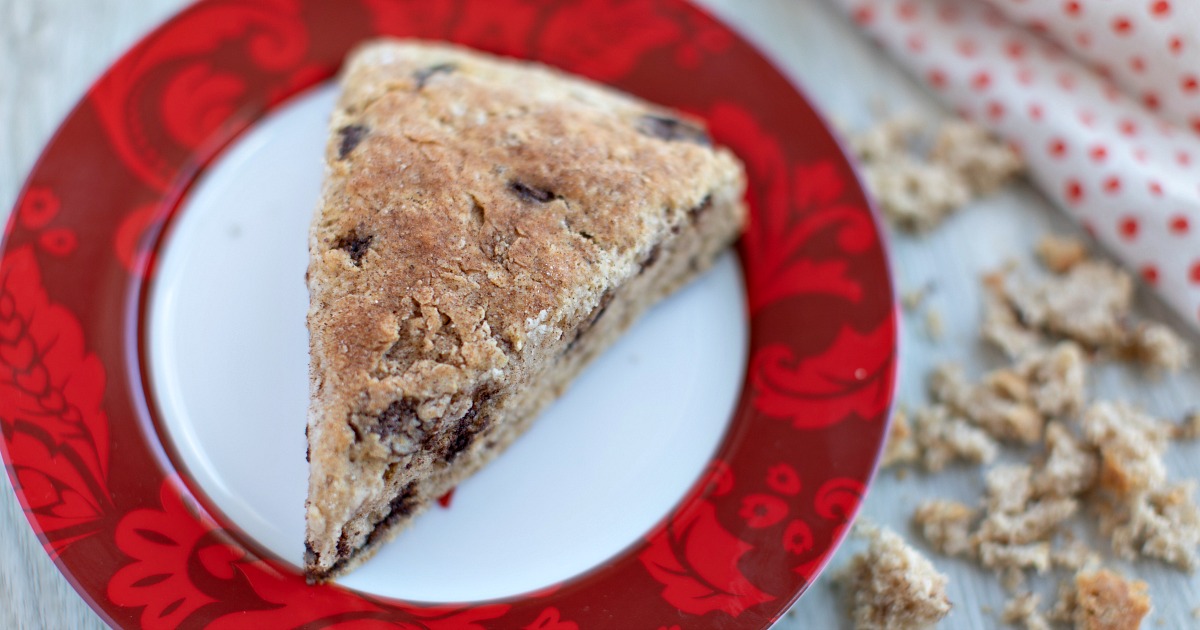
[147,84,749,603]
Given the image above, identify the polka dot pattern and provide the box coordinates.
[982,0,1200,132]
[833,0,1200,330]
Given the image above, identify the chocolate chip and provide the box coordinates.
[493,334,516,356]
[659,195,712,244]
[334,230,373,266]
[636,114,711,146]
[443,417,489,463]
[688,194,713,218]
[476,387,497,408]
[369,482,418,546]
[386,483,418,520]
[305,426,310,463]
[639,243,662,272]
[445,423,476,462]
[337,124,369,159]
[375,398,418,439]
[509,181,556,203]
[414,63,457,89]
[443,392,494,463]
[336,531,352,558]
[565,289,615,353]
[589,290,615,328]
[305,541,350,583]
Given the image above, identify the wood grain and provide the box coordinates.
[2,0,1198,627]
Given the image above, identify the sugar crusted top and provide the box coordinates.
[309,40,742,421]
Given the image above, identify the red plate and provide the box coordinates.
[0,0,897,627]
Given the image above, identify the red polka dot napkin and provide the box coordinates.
[833,0,1200,330]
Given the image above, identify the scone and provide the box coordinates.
[305,39,747,582]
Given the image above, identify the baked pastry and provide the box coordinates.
[304,39,747,582]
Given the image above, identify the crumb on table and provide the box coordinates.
[1002,592,1050,630]
[837,525,952,630]
[1035,234,1088,274]
[1052,568,1152,630]
[913,499,977,557]
[849,116,1023,233]
[982,250,1191,372]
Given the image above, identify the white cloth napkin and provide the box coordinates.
[830,0,1200,331]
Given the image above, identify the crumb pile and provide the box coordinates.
[982,244,1190,370]
[839,111,1196,628]
[850,117,1024,232]
[875,235,1193,628]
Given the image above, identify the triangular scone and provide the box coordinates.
[304,40,747,582]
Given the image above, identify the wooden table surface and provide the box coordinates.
[4,0,1199,627]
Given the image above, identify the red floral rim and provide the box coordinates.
[0,0,897,627]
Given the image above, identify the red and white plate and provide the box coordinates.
[0,0,897,627]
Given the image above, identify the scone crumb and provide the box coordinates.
[849,114,922,163]
[1005,260,1132,349]
[1081,403,1200,571]
[982,255,1191,372]
[1020,342,1087,419]
[930,120,1024,194]
[974,496,1077,550]
[913,499,977,557]
[1051,538,1101,572]
[925,308,945,342]
[972,465,1073,576]
[979,541,1052,575]
[1058,568,1152,630]
[863,156,971,232]
[981,268,1043,358]
[1002,592,1050,630]
[850,116,1022,232]
[838,525,952,630]
[1082,402,1170,497]
[1032,421,1098,499]
[881,408,919,469]
[902,283,934,311]
[1035,234,1088,273]
[929,363,1045,445]
[1000,565,1027,594]
[1120,323,1192,372]
[913,405,999,472]
[882,404,1000,472]
[983,463,1034,515]
[1101,481,1200,571]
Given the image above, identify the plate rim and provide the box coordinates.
[0,0,898,627]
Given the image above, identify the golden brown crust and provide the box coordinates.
[304,39,746,580]
[1072,569,1152,630]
